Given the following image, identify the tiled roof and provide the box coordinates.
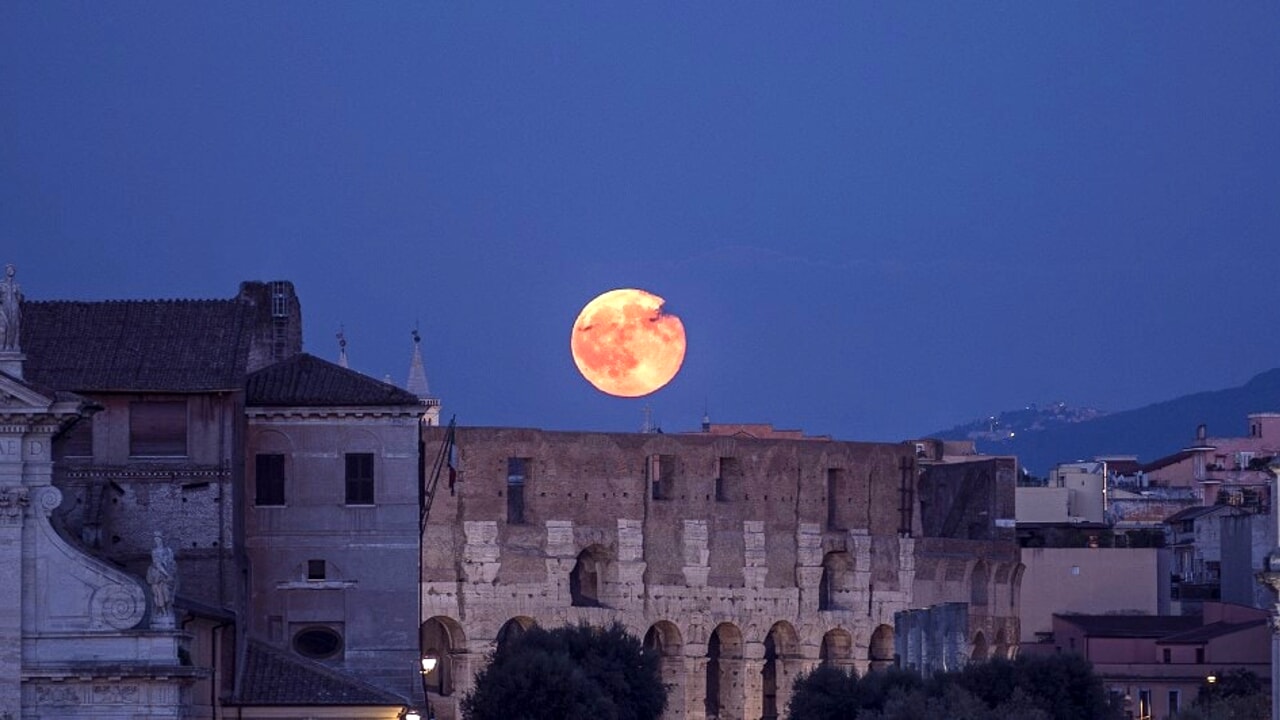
[1056,614,1200,638]
[21,300,255,392]
[1142,450,1196,472]
[1164,505,1238,524]
[246,354,422,407]
[234,639,408,707]
[1157,619,1268,645]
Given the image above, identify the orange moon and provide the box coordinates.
[571,288,686,397]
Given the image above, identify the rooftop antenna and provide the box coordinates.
[336,325,349,368]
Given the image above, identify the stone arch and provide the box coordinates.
[820,627,854,667]
[763,622,802,720]
[494,616,534,651]
[819,551,854,611]
[1009,563,1026,610]
[970,560,990,607]
[992,628,1008,660]
[644,621,685,719]
[971,631,988,662]
[570,544,611,607]
[868,624,895,671]
[706,623,744,720]
[340,427,382,451]
[421,616,466,697]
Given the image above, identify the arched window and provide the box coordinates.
[970,561,989,606]
[869,625,895,670]
[570,546,609,607]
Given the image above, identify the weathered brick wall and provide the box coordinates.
[419,427,1021,720]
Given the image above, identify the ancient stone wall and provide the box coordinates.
[419,427,1021,720]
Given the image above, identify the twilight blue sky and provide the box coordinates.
[3,3,1278,441]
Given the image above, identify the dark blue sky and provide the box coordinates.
[3,4,1278,441]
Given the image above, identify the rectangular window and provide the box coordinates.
[1137,689,1152,720]
[507,457,528,524]
[717,457,740,502]
[1168,690,1180,715]
[345,452,375,505]
[1162,648,1171,664]
[129,401,188,456]
[307,559,326,581]
[827,468,848,529]
[255,454,286,506]
[648,454,675,500]
[1195,647,1204,664]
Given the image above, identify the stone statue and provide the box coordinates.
[0,264,21,352]
[146,532,178,623]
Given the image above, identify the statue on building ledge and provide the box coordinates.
[147,532,178,629]
[0,264,21,353]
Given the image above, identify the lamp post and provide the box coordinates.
[1254,461,1280,720]
[418,653,439,720]
[1206,675,1217,719]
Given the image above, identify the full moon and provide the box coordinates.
[571,288,686,397]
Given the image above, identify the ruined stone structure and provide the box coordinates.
[418,428,1020,720]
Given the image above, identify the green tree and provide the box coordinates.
[461,622,666,720]
[787,653,1119,720]
[783,665,862,720]
[1173,669,1270,720]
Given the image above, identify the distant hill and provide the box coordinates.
[928,368,1280,476]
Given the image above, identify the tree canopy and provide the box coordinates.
[788,654,1120,720]
[461,622,666,720]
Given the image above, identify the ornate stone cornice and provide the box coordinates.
[246,405,424,422]
[63,465,230,482]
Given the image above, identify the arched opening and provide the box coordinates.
[494,616,534,651]
[970,561,989,607]
[762,622,800,720]
[644,621,684,716]
[971,631,988,662]
[819,551,853,611]
[993,629,1008,661]
[820,628,853,668]
[570,545,609,607]
[1010,563,1025,610]
[421,616,466,697]
[869,624,895,671]
[705,623,743,720]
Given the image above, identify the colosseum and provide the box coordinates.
[418,425,1021,720]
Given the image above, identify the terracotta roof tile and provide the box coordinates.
[246,354,421,407]
[234,639,408,707]
[21,300,255,392]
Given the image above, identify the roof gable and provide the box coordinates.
[246,354,422,407]
[21,300,255,392]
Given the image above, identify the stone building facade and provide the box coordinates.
[16,274,423,718]
[242,353,425,702]
[418,428,1021,720]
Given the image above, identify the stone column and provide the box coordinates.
[0,483,25,718]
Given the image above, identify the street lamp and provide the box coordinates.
[418,652,440,720]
